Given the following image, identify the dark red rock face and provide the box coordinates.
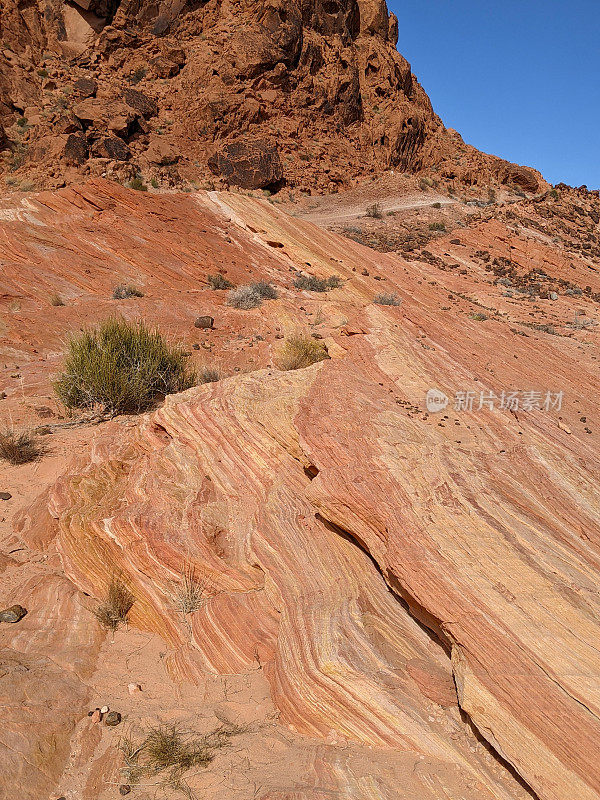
[0,0,546,193]
[208,139,284,189]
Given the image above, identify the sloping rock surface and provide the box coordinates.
[0,179,599,799]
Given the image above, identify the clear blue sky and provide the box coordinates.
[390,0,599,189]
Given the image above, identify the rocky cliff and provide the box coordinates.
[0,0,544,193]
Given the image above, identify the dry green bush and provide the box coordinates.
[293,274,341,292]
[373,292,402,306]
[168,563,205,615]
[277,335,329,371]
[250,280,278,299]
[0,430,45,465]
[207,273,234,290]
[54,318,196,416]
[113,284,144,299]
[50,293,65,306]
[198,367,221,384]
[93,575,134,632]
[365,203,383,218]
[121,722,244,793]
[227,285,262,309]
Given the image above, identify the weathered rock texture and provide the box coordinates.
[0,0,546,193]
[1,178,599,799]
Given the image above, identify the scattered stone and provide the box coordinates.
[91,137,131,161]
[144,137,179,165]
[63,133,88,165]
[0,604,27,623]
[104,710,122,726]
[128,682,142,694]
[123,87,158,119]
[208,139,283,190]
[100,705,109,714]
[90,709,101,723]
[119,786,131,796]
[73,77,97,98]
[195,316,214,329]
[549,292,558,300]
[0,492,11,500]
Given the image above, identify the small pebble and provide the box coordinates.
[90,709,101,724]
[100,705,109,714]
[128,682,142,695]
[119,786,131,796]
[0,491,11,500]
[104,711,122,726]
[0,604,27,623]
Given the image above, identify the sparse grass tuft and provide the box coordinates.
[250,281,278,299]
[121,722,244,793]
[429,222,446,232]
[0,430,45,465]
[93,575,134,632]
[277,335,329,371]
[50,293,65,306]
[470,312,489,321]
[168,563,205,615]
[128,176,147,192]
[198,367,221,384]
[365,202,383,219]
[227,285,262,309]
[374,292,402,306]
[113,284,144,300]
[207,273,234,290]
[293,274,342,292]
[54,318,196,415]
[432,202,442,209]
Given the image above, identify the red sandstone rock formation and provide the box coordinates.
[0,0,545,193]
[0,178,599,798]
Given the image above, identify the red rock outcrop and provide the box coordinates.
[0,0,546,193]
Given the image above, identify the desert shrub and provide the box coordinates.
[549,188,560,200]
[277,335,329,371]
[121,722,243,790]
[113,284,144,299]
[374,292,402,306]
[50,293,65,306]
[207,273,234,290]
[168,563,205,615]
[128,176,147,191]
[93,575,134,632]
[198,367,221,384]
[37,68,49,78]
[470,311,489,321]
[365,203,383,219]
[432,202,442,209]
[429,222,446,232]
[250,280,278,299]
[0,430,45,465]
[293,274,341,292]
[227,285,262,309]
[150,177,159,189]
[419,177,434,190]
[16,116,27,128]
[54,318,196,415]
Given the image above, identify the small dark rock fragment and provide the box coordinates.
[195,316,214,329]
[0,604,27,623]
[104,710,122,726]
[119,786,131,796]
[0,491,11,500]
